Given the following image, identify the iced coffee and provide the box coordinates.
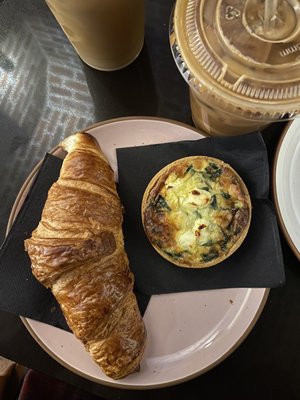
[46,0,144,71]
[170,0,300,136]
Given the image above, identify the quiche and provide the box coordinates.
[141,156,251,268]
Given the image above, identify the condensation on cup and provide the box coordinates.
[170,0,300,136]
[46,0,145,71]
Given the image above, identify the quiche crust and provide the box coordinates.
[141,156,252,268]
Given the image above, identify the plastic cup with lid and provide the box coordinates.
[170,0,300,136]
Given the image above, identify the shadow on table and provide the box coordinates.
[81,44,158,121]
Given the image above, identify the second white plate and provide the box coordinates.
[273,119,300,260]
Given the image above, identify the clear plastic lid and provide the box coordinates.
[170,0,300,120]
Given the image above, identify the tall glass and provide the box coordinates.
[46,0,145,71]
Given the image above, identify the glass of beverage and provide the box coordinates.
[170,0,300,136]
[46,0,145,71]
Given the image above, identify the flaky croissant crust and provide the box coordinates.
[25,132,146,379]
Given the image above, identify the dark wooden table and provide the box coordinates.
[0,0,299,398]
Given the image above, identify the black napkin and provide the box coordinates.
[116,133,285,295]
[0,154,149,332]
[0,154,70,330]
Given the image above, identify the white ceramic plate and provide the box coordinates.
[9,117,268,389]
[273,119,300,260]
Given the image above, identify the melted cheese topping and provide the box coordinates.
[143,157,250,267]
[163,166,229,250]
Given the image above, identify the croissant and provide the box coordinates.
[24,132,146,379]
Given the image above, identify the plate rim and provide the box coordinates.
[21,289,269,390]
[272,120,300,261]
[7,116,268,389]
